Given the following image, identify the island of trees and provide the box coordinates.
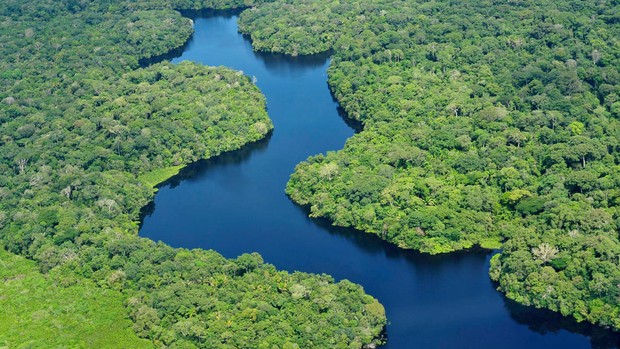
[0,0,386,348]
[238,0,620,332]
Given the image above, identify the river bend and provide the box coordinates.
[140,10,620,349]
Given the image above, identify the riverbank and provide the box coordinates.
[0,2,387,348]
[140,12,620,348]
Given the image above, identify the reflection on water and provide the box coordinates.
[140,10,620,349]
[505,300,620,349]
[139,134,272,222]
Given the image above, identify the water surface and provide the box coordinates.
[140,10,620,349]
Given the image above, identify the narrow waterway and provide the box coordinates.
[140,10,620,349]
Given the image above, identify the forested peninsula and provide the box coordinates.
[4,0,620,345]
[0,0,386,348]
[238,0,620,332]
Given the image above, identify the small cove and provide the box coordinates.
[139,10,620,349]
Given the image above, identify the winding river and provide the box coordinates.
[140,10,620,349]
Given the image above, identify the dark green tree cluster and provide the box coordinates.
[44,233,385,349]
[238,0,620,330]
[0,0,386,347]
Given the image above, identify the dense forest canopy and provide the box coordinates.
[4,0,620,344]
[238,0,620,331]
[0,0,386,347]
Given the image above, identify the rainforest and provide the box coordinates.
[241,0,620,330]
[1,0,619,348]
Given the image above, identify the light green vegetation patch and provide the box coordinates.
[0,249,151,349]
[478,238,503,251]
[139,165,184,190]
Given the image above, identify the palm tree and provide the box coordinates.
[532,243,559,263]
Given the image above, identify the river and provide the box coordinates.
[140,10,620,349]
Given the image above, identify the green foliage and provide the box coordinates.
[0,248,151,348]
[138,165,185,190]
[53,233,385,349]
[0,0,385,347]
[237,0,620,331]
[478,238,503,250]
[515,197,546,216]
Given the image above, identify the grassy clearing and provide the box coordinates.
[478,238,503,250]
[0,249,151,349]
[138,165,185,191]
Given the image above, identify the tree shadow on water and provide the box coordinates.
[249,47,332,74]
[505,299,620,349]
[288,199,492,267]
[139,8,246,67]
[290,200,620,348]
[139,133,272,224]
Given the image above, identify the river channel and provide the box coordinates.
[140,10,620,349]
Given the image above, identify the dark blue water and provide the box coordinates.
[140,10,620,349]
